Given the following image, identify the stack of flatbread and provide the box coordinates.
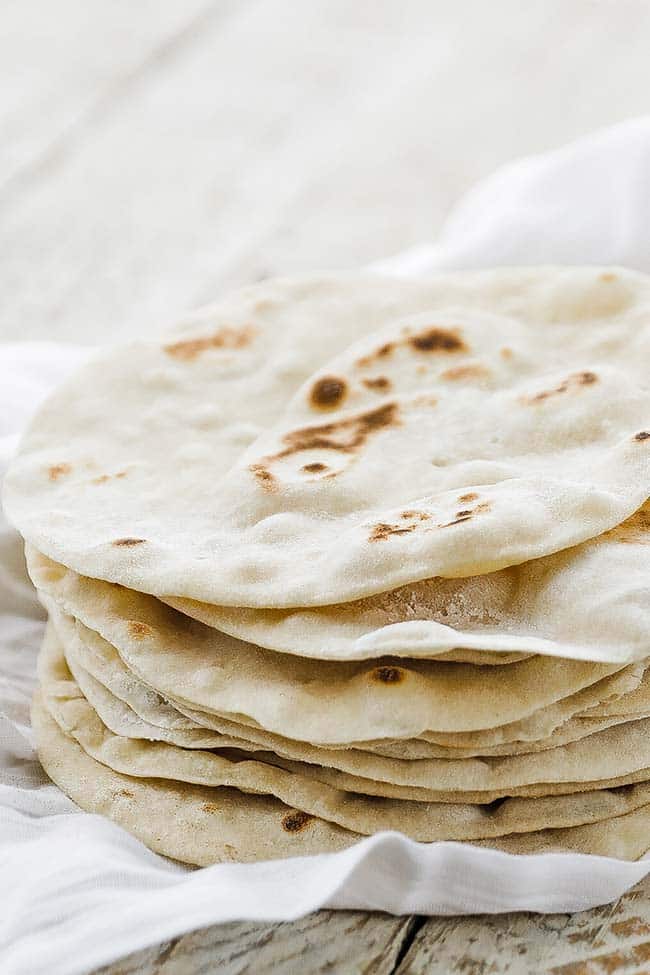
[5,267,650,864]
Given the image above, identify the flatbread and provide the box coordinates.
[166,503,650,664]
[42,608,650,800]
[38,628,650,843]
[32,692,359,864]
[34,568,623,741]
[61,613,647,761]
[7,269,650,609]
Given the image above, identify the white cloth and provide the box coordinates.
[4,116,650,975]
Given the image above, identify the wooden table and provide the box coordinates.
[6,2,650,972]
[96,875,650,974]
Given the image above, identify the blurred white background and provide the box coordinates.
[2,0,650,342]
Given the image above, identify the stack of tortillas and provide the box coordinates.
[6,266,650,864]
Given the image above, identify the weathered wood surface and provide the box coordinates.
[96,874,650,975]
[4,1,650,344]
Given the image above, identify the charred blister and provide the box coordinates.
[281,810,314,832]
[371,666,405,684]
[249,463,277,492]
[309,375,348,410]
[408,326,467,353]
[523,371,598,404]
[361,376,392,392]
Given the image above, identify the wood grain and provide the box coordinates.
[95,876,650,975]
[5,1,650,343]
[397,877,650,974]
[94,912,416,975]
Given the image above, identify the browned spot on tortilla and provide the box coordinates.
[606,505,650,544]
[301,462,328,474]
[371,500,489,541]
[369,522,416,541]
[114,789,134,800]
[281,810,314,833]
[356,342,395,368]
[458,492,479,503]
[309,375,348,410]
[412,394,438,409]
[362,376,392,392]
[164,324,257,361]
[500,347,513,360]
[272,402,399,462]
[523,371,598,404]
[372,666,405,684]
[440,363,489,382]
[48,463,71,481]
[409,326,467,354]
[92,470,128,485]
[202,802,219,814]
[112,538,145,547]
[249,463,276,491]
[600,272,617,282]
[440,500,491,528]
[441,514,473,528]
[127,620,154,639]
[634,431,650,442]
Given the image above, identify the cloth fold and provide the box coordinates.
[4,117,650,975]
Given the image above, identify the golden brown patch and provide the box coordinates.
[411,394,438,409]
[361,376,392,392]
[440,500,491,529]
[369,522,416,541]
[127,621,154,639]
[92,470,128,485]
[500,347,513,360]
[606,505,650,544]
[48,463,71,481]
[272,402,399,462]
[309,375,348,410]
[440,363,490,382]
[356,343,395,368]
[164,324,256,361]
[523,371,598,404]
[599,272,617,283]
[114,789,134,800]
[370,499,490,541]
[202,802,219,814]
[441,514,473,528]
[112,538,145,547]
[249,463,276,492]
[301,462,328,474]
[409,327,467,354]
[281,810,314,833]
[634,431,650,442]
[372,666,405,684]
[458,492,479,503]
